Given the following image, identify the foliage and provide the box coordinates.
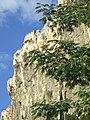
[36,3,56,24]
[31,99,71,120]
[31,86,90,120]
[36,0,90,31]
[26,40,90,88]
[25,40,90,119]
[73,86,90,120]
[25,0,90,119]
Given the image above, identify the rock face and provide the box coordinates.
[1,23,90,120]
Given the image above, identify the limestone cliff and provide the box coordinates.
[1,23,90,120]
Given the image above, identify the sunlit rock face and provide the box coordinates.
[1,22,90,120]
[58,0,71,5]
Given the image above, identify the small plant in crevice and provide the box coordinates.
[46,90,53,100]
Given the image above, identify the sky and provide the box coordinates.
[0,0,57,116]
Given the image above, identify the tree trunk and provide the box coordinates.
[60,91,63,120]
[58,80,63,120]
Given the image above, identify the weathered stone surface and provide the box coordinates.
[1,22,90,120]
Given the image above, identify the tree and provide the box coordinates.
[26,40,90,88]
[24,0,90,120]
[25,40,90,120]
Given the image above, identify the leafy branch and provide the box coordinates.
[25,40,90,88]
[36,0,90,31]
[31,99,71,120]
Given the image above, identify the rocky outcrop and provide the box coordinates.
[1,22,90,120]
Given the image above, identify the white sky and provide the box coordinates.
[0,0,52,24]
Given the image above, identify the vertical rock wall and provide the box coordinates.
[1,23,90,120]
